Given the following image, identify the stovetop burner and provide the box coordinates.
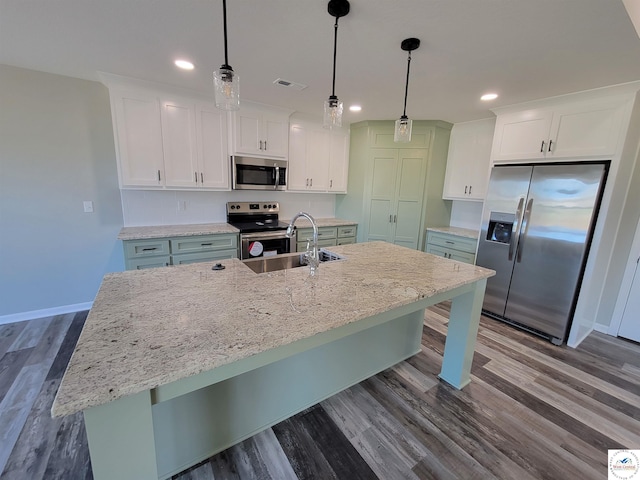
[226,201,290,233]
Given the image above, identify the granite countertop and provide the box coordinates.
[118,223,239,240]
[427,226,480,240]
[52,241,494,417]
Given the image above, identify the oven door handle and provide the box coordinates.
[241,230,295,241]
[274,164,280,190]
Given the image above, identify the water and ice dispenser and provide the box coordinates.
[486,212,515,244]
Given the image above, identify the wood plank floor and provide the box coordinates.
[1,303,639,480]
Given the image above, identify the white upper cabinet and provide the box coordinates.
[231,102,290,159]
[111,89,165,187]
[491,96,628,163]
[105,77,230,190]
[443,117,495,201]
[287,118,349,193]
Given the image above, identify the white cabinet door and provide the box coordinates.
[232,103,289,159]
[491,109,552,162]
[287,123,309,191]
[161,98,198,188]
[548,99,625,158]
[196,103,230,190]
[306,129,330,191]
[618,261,640,343]
[112,90,165,187]
[443,118,494,201]
[328,130,350,193]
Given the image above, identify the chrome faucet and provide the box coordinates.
[286,212,319,276]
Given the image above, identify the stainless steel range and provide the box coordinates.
[226,202,296,260]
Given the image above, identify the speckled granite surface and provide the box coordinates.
[427,226,480,240]
[282,217,358,228]
[118,223,239,240]
[52,241,494,417]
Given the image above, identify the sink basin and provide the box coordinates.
[242,249,345,274]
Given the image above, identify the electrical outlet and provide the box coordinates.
[177,200,187,212]
[83,201,94,213]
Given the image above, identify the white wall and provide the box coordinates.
[0,65,125,320]
[120,190,337,226]
[448,201,483,231]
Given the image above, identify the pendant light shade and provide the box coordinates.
[394,38,420,143]
[214,0,240,111]
[323,0,350,129]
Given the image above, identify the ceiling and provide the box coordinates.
[2,0,640,124]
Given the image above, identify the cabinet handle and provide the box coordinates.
[446,240,454,245]
[389,214,393,223]
[310,178,313,187]
[201,243,212,246]
[142,247,157,251]
[464,185,467,194]
[306,178,309,187]
[201,172,204,183]
[259,140,263,150]
[330,179,333,188]
[548,139,553,152]
[469,185,472,195]
[195,172,198,183]
[393,215,397,223]
[540,140,546,153]
[264,140,267,150]
[157,170,161,181]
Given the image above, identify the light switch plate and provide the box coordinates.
[83,201,94,213]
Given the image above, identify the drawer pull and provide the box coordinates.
[142,247,157,251]
[445,240,455,244]
[201,243,212,246]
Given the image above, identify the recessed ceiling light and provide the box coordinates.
[175,59,195,70]
[481,93,498,101]
[349,105,362,112]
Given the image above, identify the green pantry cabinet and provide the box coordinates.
[336,121,452,251]
[123,234,238,270]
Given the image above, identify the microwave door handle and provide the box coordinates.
[274,164,280,190]
[516,198,534,263]
[508,197,525,261]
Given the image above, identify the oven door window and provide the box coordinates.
[241,234,292,259]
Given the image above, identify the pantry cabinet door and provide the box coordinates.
[366,150,398,243]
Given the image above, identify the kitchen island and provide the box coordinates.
[52,241,494,480]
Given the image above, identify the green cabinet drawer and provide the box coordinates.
[171,234,237,254]
[297,238,337,251]
[426,231,477,254]
[124,239,171,258]
[172,249,238,265]
[127,256,171,270]
[297,226,338,241]
[337,237,356,245]
[426,244,475,264]
[337,225,357,238]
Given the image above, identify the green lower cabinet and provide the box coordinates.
[425,231,477,264]
[123,234,238,270]
[296,225,357,251]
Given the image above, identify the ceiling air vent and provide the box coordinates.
[273,78,307,91]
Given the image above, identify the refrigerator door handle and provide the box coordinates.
[509,197,525,261]
[516,198,534,263]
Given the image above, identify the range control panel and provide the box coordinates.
[226,202,280,214]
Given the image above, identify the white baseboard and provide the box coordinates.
[593,322,611,335]
[0,302,93,326]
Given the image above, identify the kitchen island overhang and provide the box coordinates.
[52,241,494,480]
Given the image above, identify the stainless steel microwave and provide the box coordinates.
[231,156,287,191]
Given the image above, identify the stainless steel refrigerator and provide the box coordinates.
[476,162,608,345]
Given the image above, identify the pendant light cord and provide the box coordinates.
[331,17,339,97]
[402,51,412,117]
[222,0,230,68]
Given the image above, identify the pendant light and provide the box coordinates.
[323,0,350,129]
[394,38,420,143]
[213,0,240,110]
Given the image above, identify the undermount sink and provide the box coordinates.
[242,249,345,274]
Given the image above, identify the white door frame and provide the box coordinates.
[609,215,640,336]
